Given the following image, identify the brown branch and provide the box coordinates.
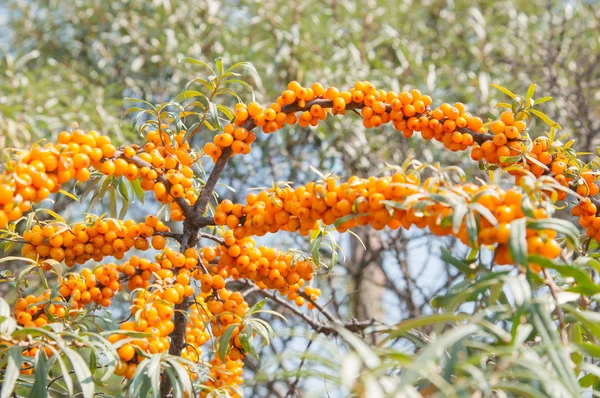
[542,268,568,347]
[197,232,225,246]
[190,147,233,226]
[240,280,383,336]
[154,231,183,241]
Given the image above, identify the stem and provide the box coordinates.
[543,268,568,346]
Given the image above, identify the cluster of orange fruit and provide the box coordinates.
[21,217,168,267]
[182,293,245,396]
[201,231,319,306]
[0,127,198,231]
[203,123,257,162]
[0,130,119,229]
[128,130,198,221]
[469,111,527,163]
[108,246,202,378]
[573,198,600,241]
[13,263,123,328]
[213,173,562,267]
[13,291,67,328]
[196,81,528,171]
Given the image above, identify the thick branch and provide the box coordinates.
[190,147,233,226]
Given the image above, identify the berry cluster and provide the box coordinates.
[201,81,531,170]
[203,123,257,162]
[14,263,123,326]
[0,130,118,229]
[21,217,168,267]
[214,173,562,268]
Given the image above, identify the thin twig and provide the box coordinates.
[543,268,568,346]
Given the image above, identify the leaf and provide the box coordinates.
[440,246,475,274]
[574,342,600,359]
[225,61,261,86]
[451,204,467,234]
[508,218,527,267]
[51,345,74,396]
[38,209,65,223]
[525,84,536,103]
[173,90,208,103]
[63,346,94,398]
[491,84,517,99]
[179,57,216,75]
[164,358,194,397]
[28,349,49,398]
[215,57,224,75]
[247,298,267,316]
[310,231,323,265]
[504,275,531,307]
[531,304,580,395]
[218,324,238,361]
[129,179,145,204]
[336,327,381,369]
[58,189,79,202]
[0,346,22,398]
[527,218,580,247]
[534,96,553,105]
[530,109,561,129]
[383,313,466,342]
[465,211,478,247]
[109,187,117,219]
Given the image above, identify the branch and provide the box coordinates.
[542,268,569,347]
[190,147,233,226]
[154,231,183,242]
[240,280,383,336]
[197,232,225,246]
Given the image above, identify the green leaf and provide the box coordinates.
[247,299,267,316]
[574,342,600,359]
[129,178,145,204]
[173,90,208,103]
[0,346,22,398]
[58,189,79,202]
[530,109,561,129]
[531,304,580,395]
[215,57,224,75]
[451,204,467,234]
[208,101,222,131]
[164,358,194,397]
[534,96,553,105]
[465,211,478,247]
[525,84,536,104]
[527,218,579,247]
[109,187,117,219]
[440,246,475,274]
[179,57,216,75]
[383,313,466,342]
[218,324,238,361]
[63,346,94,398]
[310,231,323,265]
[28,350,49,398]
[508,218,527,267]
[491,84,517,99]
